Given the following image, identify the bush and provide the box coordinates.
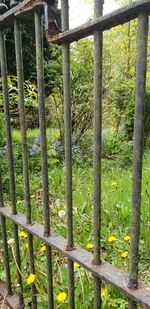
[103,131,133,167]
[0,76,40,129]
[112,77,150,142]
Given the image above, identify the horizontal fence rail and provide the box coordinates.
[0,0,149,308]
[48,0,150,44]
[0,0,150,38]
[0,206,150,308]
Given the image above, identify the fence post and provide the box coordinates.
[93,0,104,308]
[61,0,75,308]
[34,10,54,308]
[128,12,148,309]
[0,29,24,307]
[14,17,37,308]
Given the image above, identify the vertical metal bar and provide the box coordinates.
[61,1,74,308]
[34,11,50,237]
[93,1,103,308]
[61,0,73,250]
[0,166,12,295]
[14,18,37,309]
[14,18,31,225]
[128,300,137,309]
[0,29,24,307]
[128,12,148,309]
[34,11,53,309]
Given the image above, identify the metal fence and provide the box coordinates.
[0,0,149,308]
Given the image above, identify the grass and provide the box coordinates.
[0,128,150,308]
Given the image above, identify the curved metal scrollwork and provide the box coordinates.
[0,0,8,14]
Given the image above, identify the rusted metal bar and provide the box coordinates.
[128,300,137,309]
[0,0,150,32]
[0,0,150,35]
[0,32,16,217]
[0,206,150,308]
[34,10,54,308]
[0,0,59,27]
[93,0,103,308]
[0,281,20,309]
[61,0,73,253]
[14,17,37,309]
[0,0,38,26]
[0,168,12,296]
[0,2,8,15]
[44,3,61,39]
[128,12,149,309]
[0,29,24,307]
[34,10,50,237]
[48,0,150,44]
[14,18,31,224]
[61,0,74,308]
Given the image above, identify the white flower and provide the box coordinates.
[58,210,66,219]
[8,238,15,245]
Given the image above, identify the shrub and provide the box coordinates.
[102,131,133,167]
[0,76,39,129]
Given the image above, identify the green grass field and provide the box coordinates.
[0,129,149,308]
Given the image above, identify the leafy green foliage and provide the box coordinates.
[0,76,38,128]
[5,23,62,97]
[102,131,133,167]
[5,23,36,81]
[71,40,94,138]
[47,39,94,141]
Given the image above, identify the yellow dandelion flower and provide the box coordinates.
[74,262,80,268]
[108,235,117,243]
[27,273,36,285]
[120,25,124,32]
[124,235,131,241]
[111,182,118,188]
[19,231,28,239]
[119,43,125,50]
[40,245,46,252]
[57,292,67,303]
[16,200,23,205]
[30,194,35,199]
[129,67,135,75]
[86,243,94,249]
[101,287,108,298]
[121,251,129,259]
[112,126,116,132]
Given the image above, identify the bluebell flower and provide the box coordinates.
[72,145,81,154]
[52,140,60,150]
[51,140,64,153]
[29,144,39,155]
[34,135,40,145]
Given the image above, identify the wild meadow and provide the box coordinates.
[0,127,149,308]
[0,2,150,306]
